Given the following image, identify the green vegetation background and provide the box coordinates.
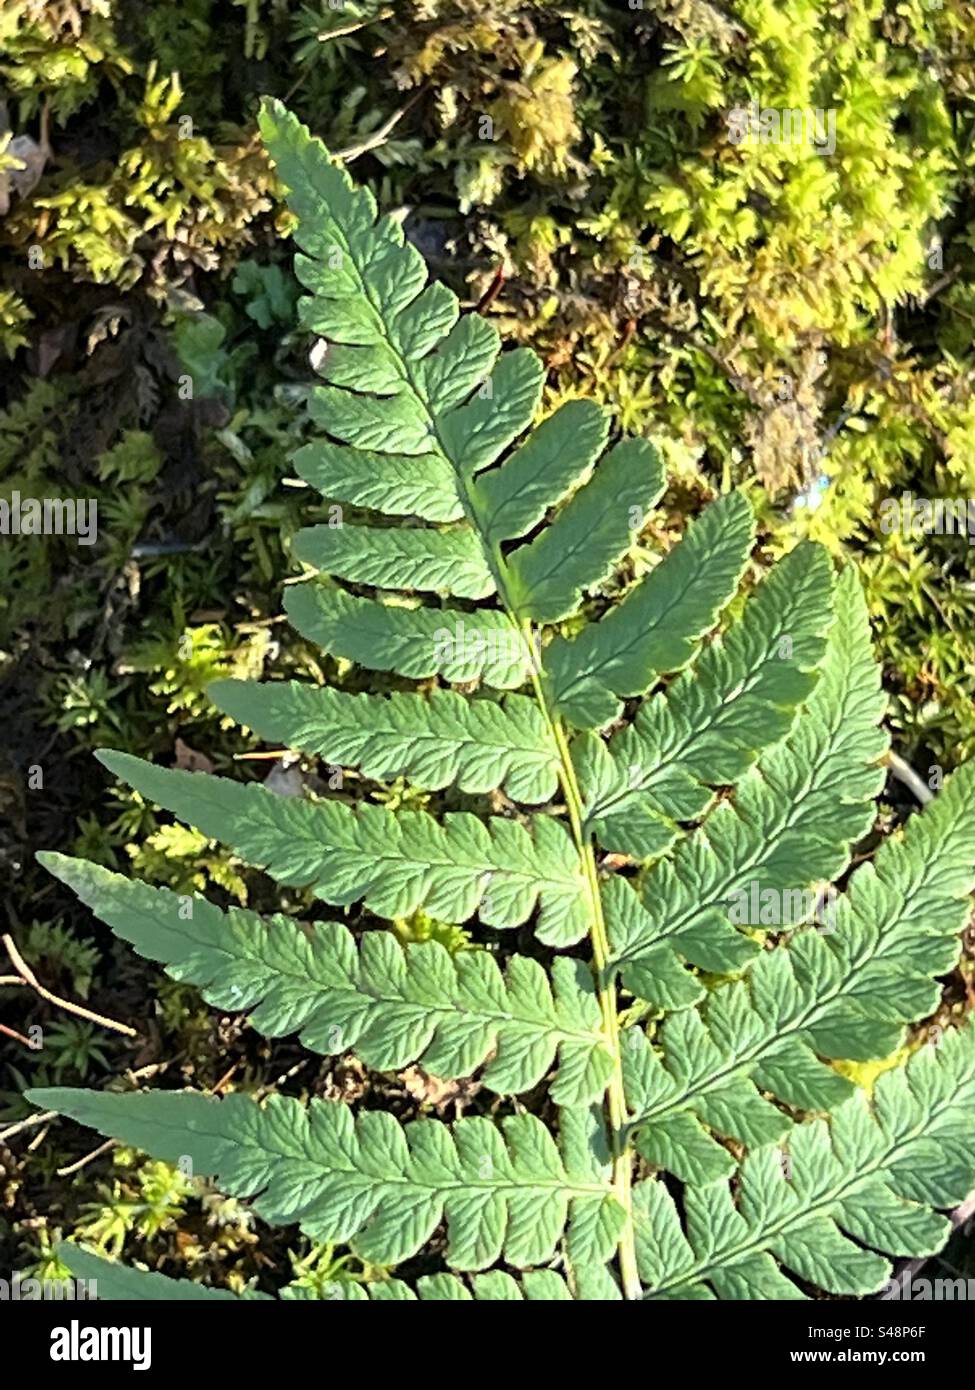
[1,0,973,1295]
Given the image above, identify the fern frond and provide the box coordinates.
[263,98,652,659]
[290,1264,620,1299]
[37,853,612,1105]
[60,1244,600,1301]
[293,520,497,600]
[292,439,464,522]
[25,106,975,1303]
[602,568,887,1000]
[503,437,663,623]
[544,489,755,728]
[284,583,534,689]
[623,757,975,1182]
[580,542,836,855]
[57,1245,271,1301]
[471,398,610,545]
[289,1271,585,1300]
[209,682,560,803]
[635,1026,975,1298]
[28,1088,623,1272]
[95,750,590,946]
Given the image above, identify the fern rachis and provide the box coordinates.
[26,102,975,1302]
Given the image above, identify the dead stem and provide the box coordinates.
[2,934,137,1038]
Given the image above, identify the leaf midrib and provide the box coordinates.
[154,911,605,1048]
[319,190,643,1292]
[140,1113,613,1199]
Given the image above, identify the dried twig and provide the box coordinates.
[212,1062,239,1095]
[0,1110,56,1143]
[0,1020,34,1048]
[2,934,137,1037]
[57,1138,117,1177]
[476,263,507,316]
[317,8,393,42]
[918,264,961,308]
[124,1062,170,1085]
[886,749,934,806]
[26,1123,50,1154]
[334,89,425,163]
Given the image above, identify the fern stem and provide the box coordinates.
[378,289,643,1291]
[520,624,642,1301]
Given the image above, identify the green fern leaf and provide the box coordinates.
[623,758,975,1183]
[208,682,560,803]
[504,437,664,623]
[635,1027,975,1299]
[58,1244,587,1301]
[24,106,975,1303]
[38,852,612,1105]
[284,583,534,689]
[293,520,496,599]
[292,439,464,522]
[95,750,590,946]
[27,1087,622,1272]
[580,542,836,856]
[545,489,756,727]
[57,1245,271,1301]
[312,1269,583,1300]
[471,398,610,546]
[602,567,887,1000]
